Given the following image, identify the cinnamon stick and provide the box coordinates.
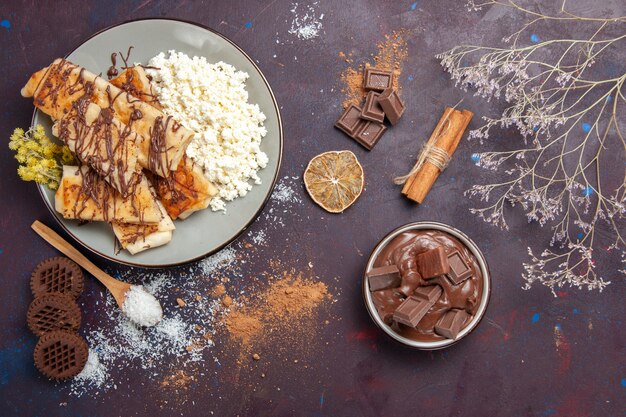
[401,107,473,203]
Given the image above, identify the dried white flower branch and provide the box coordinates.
[437,0,625,295]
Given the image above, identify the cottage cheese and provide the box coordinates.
[146,51,268,211]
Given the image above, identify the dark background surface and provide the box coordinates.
[0,1,624,416]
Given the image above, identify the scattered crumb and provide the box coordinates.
[222,295,233,307]
[161,370,194,390]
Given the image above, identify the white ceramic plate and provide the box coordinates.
[33,19,283,267]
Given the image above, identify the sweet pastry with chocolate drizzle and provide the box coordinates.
[21,58,193,177]
[55,165,163,224]
[21,57,219,254]
[109,65,162,109]
[111,67,218,220]
[52,102,142,197]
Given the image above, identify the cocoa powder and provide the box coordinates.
[211,284,226,297]
[340,29,409,109]
[225,311,263,345]
[265,277,328,319]
[224,273,330,347]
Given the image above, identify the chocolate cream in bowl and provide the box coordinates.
[371,230,483,342]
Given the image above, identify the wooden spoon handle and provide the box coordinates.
[31,220,118,289]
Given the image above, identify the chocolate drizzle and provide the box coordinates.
[73,167,110,220]
[148,158,202,219]
[65,165,147,224]
[119,46,133,70]
[148,116,172,175]
[57,84,142,199]
[111,67,160,107]
[35,59,81,113]
[106,46,133,80]
[107,53,119,79]
[130,109,143,121]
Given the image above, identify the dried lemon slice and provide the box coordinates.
[304,150,364,213]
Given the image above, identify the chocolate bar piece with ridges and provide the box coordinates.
[413,285,443,303]
[417,246,450,279]
[363,67,393,91]
[353,120,387,150]
[393,295,434,327]
[434,309,471,340]
[367,265,401,291]
[335,104,367,137]
[379,87,405,125]
[361,91,385,123]
[446,251,473,284]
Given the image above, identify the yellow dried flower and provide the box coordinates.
[8,125,75,190]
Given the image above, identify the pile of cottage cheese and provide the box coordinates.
[146,51,269,211]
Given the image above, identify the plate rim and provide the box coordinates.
[32,17,284,269]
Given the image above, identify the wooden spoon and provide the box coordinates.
[31,220,133,309]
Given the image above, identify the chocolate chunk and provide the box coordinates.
[434,309,471,340]
[367,265,401,291]
[417,246,450,279]
[446,251,473,284]
[353,120,387,150]
[33,330,88,380]
[335,104,367,137]
[361,91,385,123]
[393,296,433,327]
[379,87,405,125]
[30,257,84,299]
[364,67,393,91]
[27,293,82,337]
[413,285,443,303]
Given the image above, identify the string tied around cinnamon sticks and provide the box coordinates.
[393,135,453,185]
[396,104,473,204]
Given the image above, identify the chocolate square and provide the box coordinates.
[335,104,367,137]
[434,309,471,340]
[363,67,393,91]
[353,120,387,150]
[446,251,472,284]
[417,246,450,279]
[413,285,442,303]
[367,265,401,291]
[378,87,405,125]
[361,91,385,123]
[393,296,432,328]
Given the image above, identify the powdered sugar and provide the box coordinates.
[73,349,108,392]
[123,285,162,327]
[197,246,237,276]
[288,2,324,41]
[271,176,303,204]
[251,229,267,245]
[68,270,221,397]
[66,177,307,398]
